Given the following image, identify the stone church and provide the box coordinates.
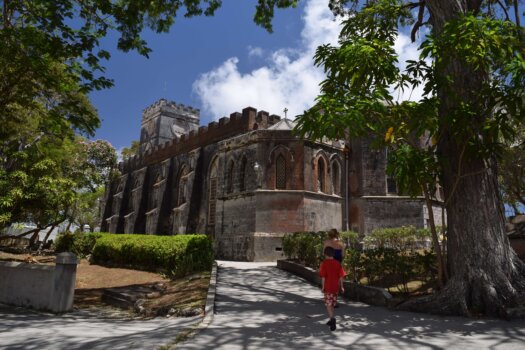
[101,99,443,261]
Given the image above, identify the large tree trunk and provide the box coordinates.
[401,0,525,317]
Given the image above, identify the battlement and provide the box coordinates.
[142,98,200,123]
[123,106,282,173]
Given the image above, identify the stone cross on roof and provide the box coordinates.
[283,107,288,119]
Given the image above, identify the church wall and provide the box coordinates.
[423,202,446,229]
[358,139,388,196]
[213,137,259,260]
[215,194,257,261]
[303,192,343,232]
[347,138,388,197]
[104,100,443,262]
[353,197,426,234]
[254,191,306,234]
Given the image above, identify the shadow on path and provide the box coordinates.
[0,303,200,350]
[177,262,525,350]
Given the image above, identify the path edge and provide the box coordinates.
[163,260,218,349]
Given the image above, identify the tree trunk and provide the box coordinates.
[28,229,40,248]
[401,0,525,317]
[41,225,56,245]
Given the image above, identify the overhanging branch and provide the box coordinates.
[411,1,426,42]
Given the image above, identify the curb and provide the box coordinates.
[200,260,218,329]
[277,259,394,307]
[165,261,218,349]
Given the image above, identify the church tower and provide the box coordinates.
[139,99,200,153]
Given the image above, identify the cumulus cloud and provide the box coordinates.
[193,0,424,120]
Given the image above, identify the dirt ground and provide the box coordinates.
[0,251,210,318]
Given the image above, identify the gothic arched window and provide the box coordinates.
[227,161,235,193]
[208,159,218,226]
[177,167,189,206]
[240,157,247,192]
[331,161,341,195]
[318,158,326,193]
[275,154,286,190]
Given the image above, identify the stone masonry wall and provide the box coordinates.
[215,194,257,260]
[349,138,387,197]
[355,197,426,234]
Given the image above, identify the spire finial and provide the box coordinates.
[283,107,288,119]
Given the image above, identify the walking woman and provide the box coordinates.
[323,228,345,264]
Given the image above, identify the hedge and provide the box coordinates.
[282,230,359,268]
[91,233,214,277]
[55,232,104,258]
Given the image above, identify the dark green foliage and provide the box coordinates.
[91,233,213,277]
[55,231,104,258]
[364,226,433,250]
[282,230,360,268]
[282,231,324,268]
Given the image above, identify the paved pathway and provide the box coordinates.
[177,261,525,350]
[0,305,200,350]
[2,261,525,349]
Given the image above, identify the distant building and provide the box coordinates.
[101,99,444,261]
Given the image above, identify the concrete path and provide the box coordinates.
[177,261,525,350]
[0,305,200,350]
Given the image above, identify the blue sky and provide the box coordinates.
[91,1,308,150]
[90,0,422,151]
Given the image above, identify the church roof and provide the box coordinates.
[267,118,297,131]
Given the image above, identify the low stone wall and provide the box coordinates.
[0,252,78,313]
[277,259,393,307]
[0,236,30,248]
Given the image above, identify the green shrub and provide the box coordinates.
[55,232,104,258]
[282,234,297,260]
[340,231,360,249]
[282,227,438,294]
[364,226,431,251]
[91,233,213,277]
[282,231,324,268]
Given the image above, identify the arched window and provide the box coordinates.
[227,161,234,194]
[331,161,341,195]
[208,159,218,226]
[177,167,189,206]
[240,157,247,192]
[318,158,326,193]
[275,154,286,189]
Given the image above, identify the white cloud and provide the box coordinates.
[193,0,340,119]
[247,46,264,58]
[193,0,424,120]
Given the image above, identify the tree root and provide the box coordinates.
[397,265,525,319]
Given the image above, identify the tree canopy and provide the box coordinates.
[0,0,291,233]
[293,0,525,317]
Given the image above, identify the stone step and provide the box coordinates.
[101,293,134,309]
[101,284,164,310]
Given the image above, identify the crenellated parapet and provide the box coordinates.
[122,106,282,173]
[140,99,201,153]
[141,98,200,123]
